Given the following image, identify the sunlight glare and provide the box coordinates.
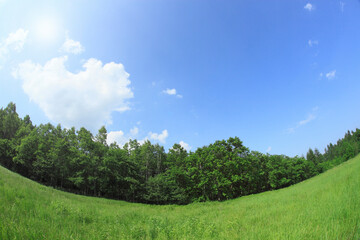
[34,17,59,43]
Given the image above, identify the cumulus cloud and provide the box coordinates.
[149,129,168,143]
[308,40,318,47]
[107,126,139,146]
[2,28,28,52]
[326,70,336,80]
[163,88,182,98]
[0,28,28,65]
[179,141,191,151]
[304,3,314,11]
[107,127,169,146]
[107,130,125,145]
[13,56,133,131]
[60,36,84,55]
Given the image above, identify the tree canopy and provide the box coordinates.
[0,102,359,204]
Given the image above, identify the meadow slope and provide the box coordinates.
[1,155,360,239]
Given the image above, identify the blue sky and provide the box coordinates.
[1,0,360,156]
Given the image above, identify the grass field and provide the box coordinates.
[1,155,360,239]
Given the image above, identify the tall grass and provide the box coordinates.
[1,155,360,239]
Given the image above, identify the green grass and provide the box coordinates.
[1,156,360,239]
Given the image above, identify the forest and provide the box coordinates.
[1,102,359,204]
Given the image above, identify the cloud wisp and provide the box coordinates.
[308,40,318,47]
[298,114,316,126]
[286,107,318,134]
[340,1,345,12]
[266,146,272,153]
[304,3,314,11]
[326,70,336,80]
[319,70,336,80]
[163,88,183,98]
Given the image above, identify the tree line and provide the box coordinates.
[0,102,359,204]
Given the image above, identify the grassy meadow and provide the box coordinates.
[1,155,360,239]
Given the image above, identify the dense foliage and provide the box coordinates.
[1,102,359,204]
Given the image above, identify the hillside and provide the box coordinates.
[1,155,360,239]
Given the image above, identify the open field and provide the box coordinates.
[1,155,360,239]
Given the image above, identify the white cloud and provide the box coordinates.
[179,140,191,151]
[107,127,169,146]
[163,88,183,98]
[116,106,131,112]
[163,88,177,95]
[298,114,316,126]
[138,137,149,146]
[13,56,133,131]
[130,126,139,136]
[326,70,336,80]
[266,146,272,153]
[60,36,84,55]
[304,3,314,11]
[4,28,28,52]
[107,130,125,146]
[340,1,345,12]
[107,126,139,146]
[286,128,295,134]
[0,28,28,65]
[308,40,318,47]
[149,129,168,143]
[286,107,318,134]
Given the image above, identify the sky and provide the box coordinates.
[1,0,360,156]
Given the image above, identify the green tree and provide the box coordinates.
[13,128,39,178]
[1,102,21,140]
